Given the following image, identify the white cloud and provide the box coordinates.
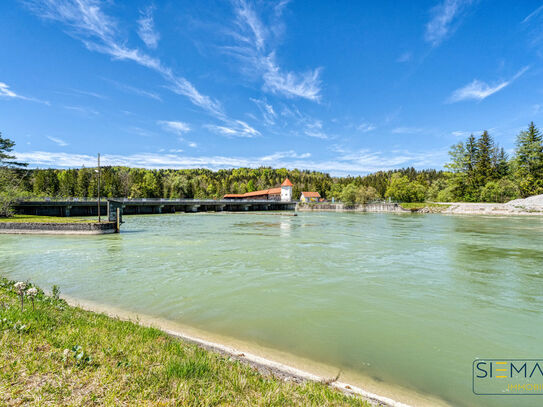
[250,97,276,125]
[425,0,473,47]
[448,66,529,103]
[522,5,543,24]
[0,82,18,98]
[14,147,448,176]
[25,0,221,116]
[303,119,329,139]
[103,78,162,101]
[391,127,424,134]
[205,120,261,138]
[0,81,49,104]
[137,6,160,49]
[227,0,322,101]
[158,120,191,135]
[188,142,198,148]
[46,136,68,146]
[396,52,412,63]
[63,105,99,115]
[357,122,376,132]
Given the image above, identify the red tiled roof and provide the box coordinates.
[223,194,245,198]
[242,187,281,197]
[301,191,321,198]
[281,178,293,187]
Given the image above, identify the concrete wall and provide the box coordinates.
[296,202,410,213]
[0,221,117,235]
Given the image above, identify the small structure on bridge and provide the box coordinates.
[224,178,293,202]
[300,191,321,202]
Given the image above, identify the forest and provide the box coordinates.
[1,122,542,211]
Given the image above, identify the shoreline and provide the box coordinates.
[62,294,450,407]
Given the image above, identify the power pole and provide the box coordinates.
[97,153,101,222]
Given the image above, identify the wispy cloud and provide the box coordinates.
[63,105,99,115]
[137,5,160,49]
[226,0,322,101]
[303,119,328,139]
[396,52,412,63]
[522,5,543,24]
[391,126,425,134]
[158,120,191,135]
[0,81,49,104]
[425,0,473,47]
[357,122,376,133]
[24,0,222,116]
[250,97,276,125]
[205,120,261,138]
[448,66,529,103]
[46,136,68,146]
[103,78,162,101]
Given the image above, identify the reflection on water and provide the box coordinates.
[1,212,542,407]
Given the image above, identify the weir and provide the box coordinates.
[13,199,296,217]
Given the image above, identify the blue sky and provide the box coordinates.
[1,0,542,176]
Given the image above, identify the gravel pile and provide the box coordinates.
[505,194,543,211]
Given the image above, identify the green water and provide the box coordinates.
[1,212,542,406]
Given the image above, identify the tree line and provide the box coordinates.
[1,122,542,213]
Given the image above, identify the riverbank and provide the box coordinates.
[441,194,543,215]
[0,278,373,407]
[61,296,450,407]
[0,215,117,234]
[296,203,411,213]
[297,195,543,216]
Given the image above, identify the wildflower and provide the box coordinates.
[14,282,26,311]
[27,287,38,311]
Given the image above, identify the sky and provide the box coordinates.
[1,0,543,176]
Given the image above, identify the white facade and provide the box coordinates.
[281,185,292,202]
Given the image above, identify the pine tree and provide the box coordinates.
[514,122,543,196]
[475,131,495,186]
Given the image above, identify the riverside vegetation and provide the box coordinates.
[0,278,369,406]
[1,122,543,212]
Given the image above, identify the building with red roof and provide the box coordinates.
[300,191,321,202]
[223,179,293,202]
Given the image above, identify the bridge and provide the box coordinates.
[13,198,296,217]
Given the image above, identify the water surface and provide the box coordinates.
[1,212,542,406]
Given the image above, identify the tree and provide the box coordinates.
[0,132,28,217]
[385,173,427,202]
[474,130,495,187]
[480,179,519,203]
[0,131,27,168]
[339,183,358,206]
[513,122,543,197]
[355,185,379,204]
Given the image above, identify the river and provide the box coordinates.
[1,212,542,406]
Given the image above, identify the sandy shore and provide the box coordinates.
[62,295,451,407]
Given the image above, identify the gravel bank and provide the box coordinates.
[441,194,543,215]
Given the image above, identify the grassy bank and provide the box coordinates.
[0,215,99,223]
[398,203,450,211]
[0,278,369,406]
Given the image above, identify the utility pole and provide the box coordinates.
[97,153,101,222]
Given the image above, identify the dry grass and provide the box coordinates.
[0,215,99,223]
[0,278,370,406]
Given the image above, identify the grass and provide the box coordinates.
[0,215,101,223]
[0,278,370,406]
[399,202,451,211]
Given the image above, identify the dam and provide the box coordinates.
[13,198,296,217]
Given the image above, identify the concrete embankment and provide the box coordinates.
[296,202,410,213]
[0,221,117,235]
